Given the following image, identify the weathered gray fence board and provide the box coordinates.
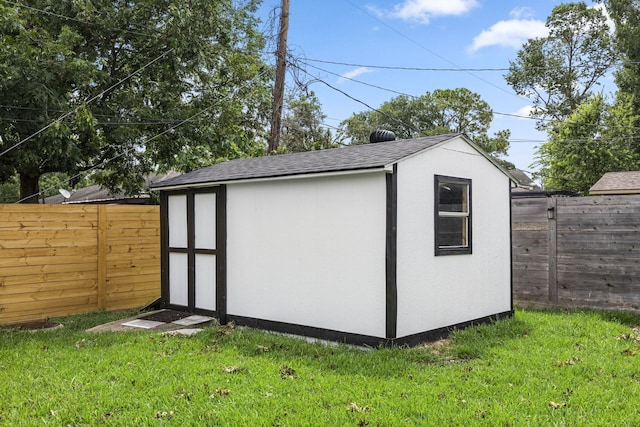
[512,194,640,312]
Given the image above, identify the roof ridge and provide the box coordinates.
[152,133,461,189]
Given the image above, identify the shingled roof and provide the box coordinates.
[152,133,461,189]
[589,171,640,195]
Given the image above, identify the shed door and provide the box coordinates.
[163,187,226,316]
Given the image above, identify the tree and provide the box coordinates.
[339,88,512,167]
[535,93,640,193]
[598,1,640,127]
[280,90,336,153]
[0,0,272,202]
[505,2,616,128]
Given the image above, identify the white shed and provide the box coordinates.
[152,133,513,345]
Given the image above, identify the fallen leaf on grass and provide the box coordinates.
[280,365,297,379]
[155,411,174,419]
[617,328,640,342]
[217,322,235,337]
[622,348,636,356]
[348,403,371,412]
[549,401,567,409]
[223,366,245,374]
[557,356,580,366]
[210,389,230,399]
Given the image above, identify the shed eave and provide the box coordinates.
[152,167,389,191]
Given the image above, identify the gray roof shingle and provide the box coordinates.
[589,171,640,194]
[152,133,460,188]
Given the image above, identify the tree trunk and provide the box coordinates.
[19,174,41,203]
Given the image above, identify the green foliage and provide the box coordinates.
[0,174,19,203]
[0,0,272,202]
[1,309,640,425]
[338,88,512,166]
[599,1,640,129]
[535,93,640,193]
[505,2,616,128]
[280,90,337,153]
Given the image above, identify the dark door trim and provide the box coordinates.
[160,186,227,319]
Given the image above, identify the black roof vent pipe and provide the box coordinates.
[369,129,396,143]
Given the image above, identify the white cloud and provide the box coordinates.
[509,7,535,20]
[337,67,373,84]
[515,105,535,118]
[369,0,478,24]
[468,19,548,52]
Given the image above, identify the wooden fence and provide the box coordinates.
[512,194,640,312]
[0,204,160,325]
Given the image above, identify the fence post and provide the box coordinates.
[97,205,107,310]
[547,196,558,306]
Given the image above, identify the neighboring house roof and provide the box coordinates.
[589,171,640,195]
[509,168,540,192]
[45,171,180,204]
[152,133,510,190]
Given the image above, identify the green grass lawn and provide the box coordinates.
[1,308,639,426]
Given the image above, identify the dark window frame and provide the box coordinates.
[434,175,472,256]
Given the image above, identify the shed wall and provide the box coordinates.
[226,172,388,338]
[395,139,512,337]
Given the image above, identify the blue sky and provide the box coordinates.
[257,0,614,174]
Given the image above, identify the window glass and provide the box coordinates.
[435,175,471,255]
[438,182,468,213]
[438,217,467,247]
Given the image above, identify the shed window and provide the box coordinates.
[435,175,471,255]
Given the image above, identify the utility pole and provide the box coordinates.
[268,0,289,153]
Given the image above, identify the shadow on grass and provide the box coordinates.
[516,305,640,327]
[196,315,532,379]
[446,314,531,360]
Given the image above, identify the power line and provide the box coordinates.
[340,0,523,101]
[0,48,173,159]
[303,57,635,72]
[293,65,640,146]
[295,56,640,133]
[306,58,511,72]
[1,0,161,38]
[18,67,273,203]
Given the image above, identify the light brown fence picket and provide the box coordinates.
[0,204,160,325]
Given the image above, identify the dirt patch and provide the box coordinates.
[138,310,193,323]
[1,320,63,331]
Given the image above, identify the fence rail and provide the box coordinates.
[3,196,639,324]
[512,195,640,312]
[0,204,160,325]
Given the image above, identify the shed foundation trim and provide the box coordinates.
[227,311,513,347]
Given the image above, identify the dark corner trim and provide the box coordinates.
[227,311,514,348]
[385,164,398,340]
[508,179,514,312]
[186,192,196,309]
[159,191,170,307]
[216,185,228,324]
